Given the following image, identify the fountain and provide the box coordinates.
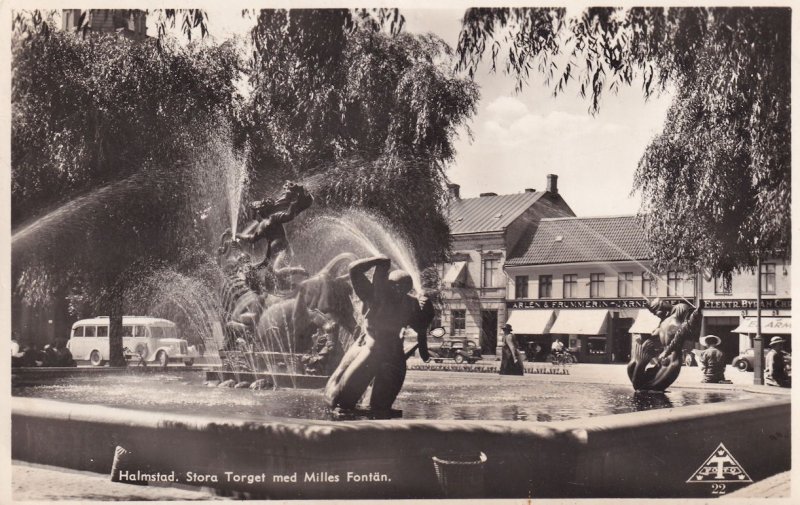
[10,144,790,500]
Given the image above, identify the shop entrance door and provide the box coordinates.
[480,310,498,355]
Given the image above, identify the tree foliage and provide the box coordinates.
[455,7,790,273]
[12,26,242,360]
[245,10,479,265]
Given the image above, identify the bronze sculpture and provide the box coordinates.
[627,298,702,391]
[324,255,434,411]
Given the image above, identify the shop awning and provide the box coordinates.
[733,317,791,335]
[442,261,467,285]
[506,310,556,335]
[549,309,608,335]
[628,309,662,335]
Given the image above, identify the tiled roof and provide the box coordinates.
[448,191,544,234]
[506,215,652,265]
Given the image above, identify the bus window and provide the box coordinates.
[150,327,164,338]
[97,325,109,337]
[133,326,147,338]
[85,326,96,337]
[122,326,133,337]
[73,326,84,338]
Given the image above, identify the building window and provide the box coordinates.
[482,258,499,288]
[451,309,466,336]
[667,271,680,296]
[515,276,529,299]
[714,274,732,295]
[617,272,633,297]
[667,270,696,297]
[563,274,577,298]
[590,273,605,298]
[760,263,776,294]
[642,272,657,297]
[538,275,552,299]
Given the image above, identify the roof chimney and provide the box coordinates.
[524,188,536,193]
[546,174,558,194]
[479,192,498,197]
[447,183,460,200]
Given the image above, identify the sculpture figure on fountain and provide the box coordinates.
[627,297,702,391]
[235,181,313,267]
[324,255,434,411]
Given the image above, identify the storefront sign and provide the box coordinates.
[700,298,791,310]
[507,298,693,310]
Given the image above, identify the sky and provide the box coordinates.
[169,6,674,218]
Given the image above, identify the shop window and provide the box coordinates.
[617,272,633,297]
[760,263,776,295]
[588,337,606,355]
[642,272,657,297]
[590,273,605,298]
[538,275,552,299]
[563,274,577,298]
[451,310,466,336]
[515,275,529,299]
[482,258,499,288]
[714,274,732,295]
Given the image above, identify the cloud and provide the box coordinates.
[484,96,530,124]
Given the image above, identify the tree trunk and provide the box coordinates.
[108,290,126,367]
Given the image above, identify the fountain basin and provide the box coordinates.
[11,392,789,499]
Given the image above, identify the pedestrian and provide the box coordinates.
[699,335,726,383]
[765,336,791,388]
[499,323,524,375]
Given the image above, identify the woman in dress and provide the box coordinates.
[499,323,524,375]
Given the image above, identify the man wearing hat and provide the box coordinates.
[765,336,791,388]
[699,335,726,383]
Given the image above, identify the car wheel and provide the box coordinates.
[733,359,749,372]
[89,350,105,367]
[184,359,194,367]
[156,350,169,369]
[454,354,465,364]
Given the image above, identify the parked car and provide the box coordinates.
[731,348,792,373]
[428,340,482,364]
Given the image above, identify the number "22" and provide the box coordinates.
[711,483,727,495]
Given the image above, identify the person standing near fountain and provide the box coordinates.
[235,181,313,266]
[698,335,726,383]
[499,324,524,375]
[765,336,791,388]
[324,255,434,412]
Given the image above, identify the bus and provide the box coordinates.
[67,316,192,367]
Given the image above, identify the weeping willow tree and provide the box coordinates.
[243,10,479,267]
[455,7,790,275]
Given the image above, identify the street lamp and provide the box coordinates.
[753,254,764,385]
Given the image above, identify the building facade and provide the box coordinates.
[436,174,575,355]
[62,10,148,40]
[504,215,791,363]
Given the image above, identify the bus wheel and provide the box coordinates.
[89,351,105,367]
[156,351,169,369]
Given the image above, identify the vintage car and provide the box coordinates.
[428,340,482,364]
[731,348,792,373]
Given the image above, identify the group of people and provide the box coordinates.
[696,334,790,388]
[11,338,76,368]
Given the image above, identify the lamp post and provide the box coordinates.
[753,256,764,385]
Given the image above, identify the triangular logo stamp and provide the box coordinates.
[687,443,753,484]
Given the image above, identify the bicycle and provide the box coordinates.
[547,350,577,366]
